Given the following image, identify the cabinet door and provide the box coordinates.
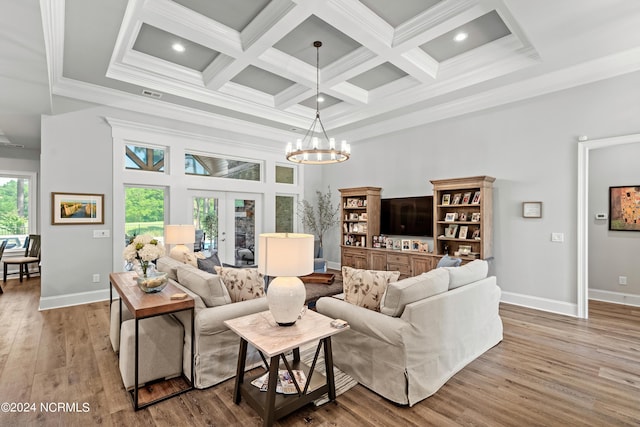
[369,251,387,270]
[343,248,368,269]
[411,256,434,275]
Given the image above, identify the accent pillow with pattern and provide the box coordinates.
[342,266,400,311]
[214,266,265,302]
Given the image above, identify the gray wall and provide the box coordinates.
[589,142,640,295]
[320,70,640,313]
[33,70,640,313]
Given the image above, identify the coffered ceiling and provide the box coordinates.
[2,0,640,154]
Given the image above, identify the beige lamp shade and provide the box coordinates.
[258,233,314,277]
[164,225,196,244]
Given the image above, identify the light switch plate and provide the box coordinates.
[93,230,110,238]
[595,213,607,220]
[551,232,564,242]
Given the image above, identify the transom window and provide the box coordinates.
[126,144,165,172]
[185,153,261,181]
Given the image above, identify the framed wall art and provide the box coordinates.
[52,192,104,225]
[609,186,640,231]
[522,201,542,218]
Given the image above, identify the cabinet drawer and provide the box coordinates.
[387,262,411,276]
[386,253,410,265]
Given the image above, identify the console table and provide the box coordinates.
[109,271,195,410]
[225,310,348,426]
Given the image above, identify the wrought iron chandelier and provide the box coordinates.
[286,41,350,165]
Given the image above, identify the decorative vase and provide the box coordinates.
[136,271,168,293]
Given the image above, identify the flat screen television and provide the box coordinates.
[380,196,433,237]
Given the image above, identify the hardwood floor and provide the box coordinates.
[1,277,639,426]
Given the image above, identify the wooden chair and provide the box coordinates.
[3,234,41,283]
[0,240,6,292]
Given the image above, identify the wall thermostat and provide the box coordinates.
[595,213,607,220]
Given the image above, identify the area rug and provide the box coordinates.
[300,346,357,406]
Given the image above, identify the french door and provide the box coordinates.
[190,191,261,266]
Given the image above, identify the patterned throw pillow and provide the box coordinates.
[342,266,400,311]
[214,266,265,302]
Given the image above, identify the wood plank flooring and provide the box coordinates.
[1,277,639,426]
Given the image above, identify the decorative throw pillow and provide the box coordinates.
[445,259,489,289]
[176,264,231,307]
[214,266,265,302]
[436,254,462,268]
[197,251,222,274]
[380,268,450,317]
[342,266,400,311]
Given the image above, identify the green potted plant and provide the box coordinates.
[298,187,340,253]
[202,211,218,252]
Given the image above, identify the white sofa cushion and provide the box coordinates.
[342,266,400,311]
[156,256,186,281]
[380,268,450,317]
[445,259,488,289]
[177,264,231,307]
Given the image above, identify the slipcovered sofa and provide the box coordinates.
[110,256,268,389]
[316,259,502,406]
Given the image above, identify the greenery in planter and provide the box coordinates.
[202,211,218,251]
[298,187,340,250]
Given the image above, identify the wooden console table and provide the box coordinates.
[225,310,348,426]
[109,271,195,410]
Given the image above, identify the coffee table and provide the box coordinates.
[225,310,348,426]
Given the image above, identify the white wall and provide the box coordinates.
[589,142,640,300]
[320,70,640,315]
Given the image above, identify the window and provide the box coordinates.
[185,153,261,181]
[0,173,34,249]
[125,187,165,243]
[275,195,295,233]
[275,165,295,184]
[126,144,165,172]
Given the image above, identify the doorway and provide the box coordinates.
[190,191,262,266]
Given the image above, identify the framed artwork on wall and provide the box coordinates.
[522,201,542,218]
[609,186,640,231]
[52,192,104,225]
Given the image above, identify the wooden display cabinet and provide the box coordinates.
[431,176,494,260]
[339,187,381,268]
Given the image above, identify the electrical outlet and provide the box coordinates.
[92,274,100,283]
[619,276,627,286]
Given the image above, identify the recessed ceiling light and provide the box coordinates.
[317,96,325,103]
[172,43,185,53]
[454,32,468,42]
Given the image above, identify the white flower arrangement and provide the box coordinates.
[123,234,165,275]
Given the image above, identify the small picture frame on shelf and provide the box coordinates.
[445,224,458,238]
[471,212,481,222]
[385,237,394,249]
[462,192,472,204]
[472,191,481,204]
[401,239,411,251]
[472,228,481,239]
[346,198,359,208]
[452,193,462,205]
[349,212,359,220]
[459,212,467,221]
[458,225,469,239]
[444,212,458,222]
[359,212,368,220]
[411,240,421,251]
[418,241,429,252]
[393,239,402,250]
[442,194,451,205]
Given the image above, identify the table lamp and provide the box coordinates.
[258,233,314,326]
[165,224,196,261]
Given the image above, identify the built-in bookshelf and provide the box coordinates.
[339,187,381,250]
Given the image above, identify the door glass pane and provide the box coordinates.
[193,197,219,253]
[125,187,165,244]
[275,195,294,233]
[0,176,29,248]
[234,199,256,265]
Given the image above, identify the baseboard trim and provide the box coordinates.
[500,291,578,317]
[39,289,110,311]
[589,289,640,307]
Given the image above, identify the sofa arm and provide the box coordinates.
[195,298,269,335]
[316,297,409,346]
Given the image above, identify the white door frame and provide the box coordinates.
[577,132,640,318]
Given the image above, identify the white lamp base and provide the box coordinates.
[267,276,306,326]
[169,244,190,262]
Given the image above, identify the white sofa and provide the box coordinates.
[316,259,502,406]
[110,256,268,389]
